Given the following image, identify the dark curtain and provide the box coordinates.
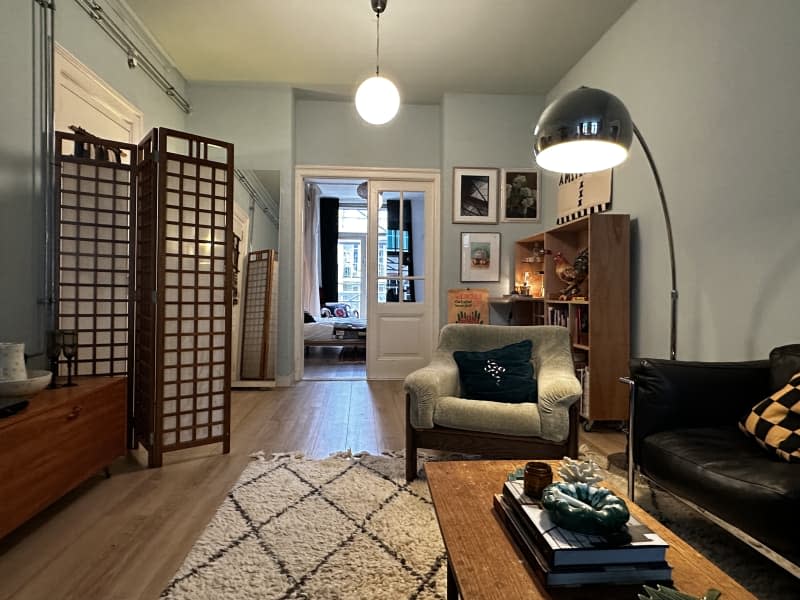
[319,197,339,304]
[387,199,414,302]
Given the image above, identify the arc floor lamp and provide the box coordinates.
[532,87,678,360]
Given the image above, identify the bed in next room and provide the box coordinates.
[303,307,367,351]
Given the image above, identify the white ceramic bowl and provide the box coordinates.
[0,370,52,400]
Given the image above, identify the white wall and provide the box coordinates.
[546,0,800,360]
[187,83,294,378]
[440,93,546,326]
[295,100,440,168]
[0,2,185,358]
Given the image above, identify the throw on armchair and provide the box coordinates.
[404,324,582,481]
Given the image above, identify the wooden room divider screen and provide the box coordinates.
[133,128,234,467]
[240,249,279,380]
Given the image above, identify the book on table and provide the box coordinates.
[502,479,669,567]
[494,495,673,587]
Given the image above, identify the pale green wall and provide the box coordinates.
[56,1,187,132]
[186,83,293,378]
[546,0,800,360]
[9,0,795,380]
[0,3,41,354]
[0,2,185,358]
[295,100,440,168]
[293,98,440,378]
[440,93,546,326]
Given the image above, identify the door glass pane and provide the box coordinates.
[377,194,388,278]
[402,191,424,279]
[408,278,424,302]
[376,188,425,304]
[384,279,400,303]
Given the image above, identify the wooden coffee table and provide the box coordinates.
[425,460,756,600]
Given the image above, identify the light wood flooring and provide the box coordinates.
[0,380,622,600]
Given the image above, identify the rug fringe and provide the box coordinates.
[248,449,408,462]
[249,450,306,462]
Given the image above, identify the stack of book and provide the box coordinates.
[494,479,672,587]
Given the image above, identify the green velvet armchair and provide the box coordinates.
[404,324,582,481]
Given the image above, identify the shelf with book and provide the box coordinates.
[513,213,630,425]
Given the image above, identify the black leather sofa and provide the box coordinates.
[625,348,800,576]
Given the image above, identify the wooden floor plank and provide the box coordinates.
[0,380,624,600]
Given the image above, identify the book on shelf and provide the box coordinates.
[503,479,669,567]
[494,495,673,587]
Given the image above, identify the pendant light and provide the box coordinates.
[355,0,400,125]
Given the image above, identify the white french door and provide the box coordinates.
[367,180,436,379]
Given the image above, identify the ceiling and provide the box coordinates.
[124,0,635,104]
[307,178,367,204]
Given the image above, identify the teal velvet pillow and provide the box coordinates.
[453,340,537,403]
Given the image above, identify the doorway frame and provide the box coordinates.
[293,166,441,382]
[54,43,144,144]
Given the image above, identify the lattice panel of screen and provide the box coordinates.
[133,129,157,455]
[55,132,136,377]
[134,128,233,467]
[241,249,278,380]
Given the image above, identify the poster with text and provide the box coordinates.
[447,288,489,324]
[556,169,612,224]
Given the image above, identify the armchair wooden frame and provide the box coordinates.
[405,397,579,481]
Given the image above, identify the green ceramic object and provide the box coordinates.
[541,482,630,535]
[638,584,722,600]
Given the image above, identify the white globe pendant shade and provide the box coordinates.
[355,75,400,125]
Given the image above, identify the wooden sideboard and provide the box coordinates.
[0,376,127,539]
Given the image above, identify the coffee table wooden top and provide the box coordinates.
[425,460,756,600]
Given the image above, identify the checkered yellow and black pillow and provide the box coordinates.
[739,370,800,462]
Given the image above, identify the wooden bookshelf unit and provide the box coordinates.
[511,213,630,428]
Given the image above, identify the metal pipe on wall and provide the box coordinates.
[73,0,191,114]
[234,169,280,233]
[32,0,56,358]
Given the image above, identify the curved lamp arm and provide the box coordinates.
[633,124,678,360]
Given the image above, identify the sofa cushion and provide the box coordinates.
[739,371,800,462]
[769,344,800,392]
[453,340,537,403]
[433,395,542,437]
[640,426,800,561]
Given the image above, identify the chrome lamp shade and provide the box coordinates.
[533,87,633,174]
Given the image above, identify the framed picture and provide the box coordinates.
[453,167,498,223]
[500,168,540,222]
[460,232,501,282]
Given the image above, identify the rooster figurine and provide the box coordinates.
[553,248,589,299]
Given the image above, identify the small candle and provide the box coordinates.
[523,461,553,499]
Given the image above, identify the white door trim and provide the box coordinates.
[293,166,441,382]
[54,43,144,143]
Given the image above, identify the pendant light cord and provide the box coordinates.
[375,12,381,76]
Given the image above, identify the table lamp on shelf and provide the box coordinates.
[532,87,678,360]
